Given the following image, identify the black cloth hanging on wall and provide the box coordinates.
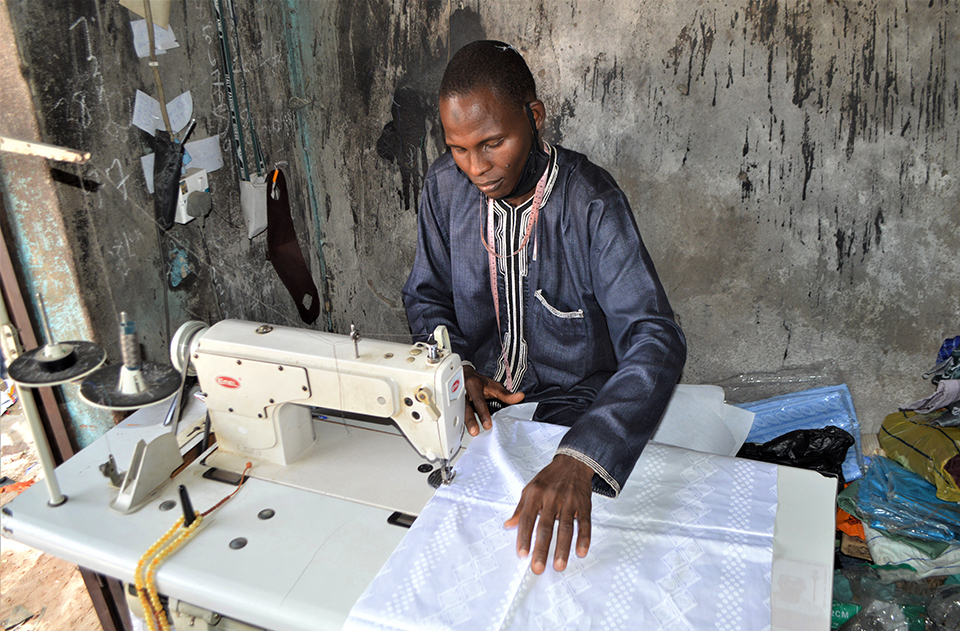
[153,131,183,231]
[266,169,321,324]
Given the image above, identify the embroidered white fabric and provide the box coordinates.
[344,404,778,631]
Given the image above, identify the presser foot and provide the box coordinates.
[427,462,456,489]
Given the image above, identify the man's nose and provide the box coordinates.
[465,151,492,178]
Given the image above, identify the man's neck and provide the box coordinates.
[503,188,536,207]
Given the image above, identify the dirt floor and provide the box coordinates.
[1,399,101,631]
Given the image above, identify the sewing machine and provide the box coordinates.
[2,319,477,630]
[171,319,465,484]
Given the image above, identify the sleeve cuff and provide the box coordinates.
[555,446,621,498]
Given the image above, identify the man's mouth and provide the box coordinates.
[474,179,502,195]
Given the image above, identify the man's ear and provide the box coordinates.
[527,100,546,131]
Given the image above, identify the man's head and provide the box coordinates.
[439,41,548,205]
[440,40,537,109]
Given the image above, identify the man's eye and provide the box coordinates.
[485,140,503,150]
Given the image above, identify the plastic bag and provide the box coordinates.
[738,384,865,482]
[927,583,960,631]
[831,565,951,629]
[153,131,184,231]
[738,426,854,488]
[925,336,960,385]
[837,600,909,631]
[856,457,960,545]
[716,361,844,404]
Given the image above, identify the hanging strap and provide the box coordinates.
[212,0,246,179]
[226,0,265,177]
[266,169,321,324]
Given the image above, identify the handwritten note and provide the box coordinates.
[165,92,193,135]
[132,90,161,137]
[131,90,193,136]
[182,136,223,173]
[130,20,179,58]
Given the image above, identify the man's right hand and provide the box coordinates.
[463,365,525,436]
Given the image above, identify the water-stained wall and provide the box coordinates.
[295,0,960,431]
[1,0,322,446]
[3,0,958,442]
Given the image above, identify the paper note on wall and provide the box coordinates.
[132,90,161,137]
[131,90,192,137]
[130,20,179,58]
[182,136,223,173]
[165,92,193,135]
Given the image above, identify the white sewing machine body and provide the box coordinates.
[3,320,475,630]
[183,319,465,469]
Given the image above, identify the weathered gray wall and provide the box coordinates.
[295,0,960,432]
[1,0,325,444]
[3,0,958,442]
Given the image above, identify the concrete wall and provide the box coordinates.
[3,0,958,440]
[303,0,960,431]
[0,1,118,445]
[1,0,323,445]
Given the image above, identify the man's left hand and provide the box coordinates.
[503,454,594,574]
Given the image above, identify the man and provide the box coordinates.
[402,41,686,575]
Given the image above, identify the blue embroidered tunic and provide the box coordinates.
[403,145,686,497]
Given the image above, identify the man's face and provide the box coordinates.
[440,88,543,205]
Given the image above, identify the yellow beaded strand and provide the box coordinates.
[132,463,251,630]
[135,516,184,631]
[133,512,203,631]
[144,514,204,631]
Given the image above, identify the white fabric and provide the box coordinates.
[863,523,960,579]
[345,403,779,631]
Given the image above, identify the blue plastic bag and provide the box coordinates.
[856,457,960,544]
[739,384,865,482]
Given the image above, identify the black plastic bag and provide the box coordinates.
[153,131,184,231]
[737,425,855,487]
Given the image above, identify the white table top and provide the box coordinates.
[1,400,836,630]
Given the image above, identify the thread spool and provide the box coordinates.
[119,311,142,371]
[79,312,181,411]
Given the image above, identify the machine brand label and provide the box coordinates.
[216,376,241,389]
[449,373,463,401]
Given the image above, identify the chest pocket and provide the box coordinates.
[529,289,587,376]
[534,289,584,320]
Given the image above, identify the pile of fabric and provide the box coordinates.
[729,338,960,630]
[843,337,960,573]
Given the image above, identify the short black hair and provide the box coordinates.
[439,40,537,109]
